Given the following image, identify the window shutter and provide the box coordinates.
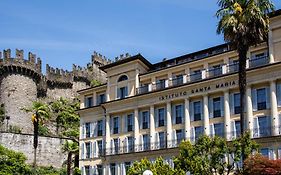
[190,127,195,143]
[172,105,176,124]
[89,141,93,158]
[102,119,105,136]
[253,117,260,138]
[132,114,135,130]
[82,124,86,139]
[125,137,129,153]
[210,124,215,137]
[121,163,126,175]
[164,108,167,126]
[252,89,257,111]
[172,129,177,147]
[124,115,128,133]
[277,84,281,107]
[110,117,113,134]
[155,109,159,128]
[139,135,143,151]
[230,93,234,114]
[111,139,115,155]
[118,117,121,134]
[278,148,281,159]
[93,141,97,158]
[200,100,203,120]
[115,163,120,175]
[209,97,213,118]
[139,112,143,129]
[220,96,224,117]
[125,86,128,97]
[90,123,93,137]
[231,120,236,139]
[148,111,150,129]
[117,88,120,99]
[93,122,97,137]
[81,167,85,175]
[269,149,275,160]
[190,102,194,121]
[181,104,185,123]
[155,132,160,149]
[81,142,85,159]
[266,87,271,109]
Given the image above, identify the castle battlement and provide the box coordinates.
[114,53,131,62]
[46,64,72,83]
[0,49,42,74]
[91,51,112,67]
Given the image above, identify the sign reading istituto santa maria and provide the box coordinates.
[159,80,236,101]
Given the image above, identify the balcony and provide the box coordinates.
[171,76,184,87]
[189,72,202,82]
[155,80,166,90]
[228,62,239,73]
[137,84,149,95]
[207,66,222,78]
[249,55,269,68]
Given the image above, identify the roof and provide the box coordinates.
[269,9,281,18]
[99,54,153,72]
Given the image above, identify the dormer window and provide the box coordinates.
[118,75,128,82]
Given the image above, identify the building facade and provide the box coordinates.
[78,11,281,175]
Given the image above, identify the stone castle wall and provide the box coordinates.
[0,132,69,168]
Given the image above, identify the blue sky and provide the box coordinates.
[0,0,280,72]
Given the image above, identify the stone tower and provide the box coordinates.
[0,49,42,132]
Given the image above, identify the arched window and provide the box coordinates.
[118,75,128,82]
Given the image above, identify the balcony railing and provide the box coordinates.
[136,56,270,95]
[171,76,184,87]
[249,55,269,68]
[82,125,281,159]
[207,66,222,78]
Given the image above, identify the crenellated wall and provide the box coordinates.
[0,49,110,133]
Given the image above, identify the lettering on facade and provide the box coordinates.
[159,80,237,100]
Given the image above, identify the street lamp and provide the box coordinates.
[143,170,153,175]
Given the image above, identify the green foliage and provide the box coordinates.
[127,157,176,175]
[8,125,22,134]
[90,79,102,87]
[30,166,66,175]
[0,103,4,125]
[50,97,80,138]
[0,144,32,175]
[72,167,81,175]
[62,140,79,154]
[38,124,50,136]
[22,101,51,124]
[174,132,258,175]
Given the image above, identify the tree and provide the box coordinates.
[173,132,258,175]
[62,140,79,175]
[0,103,5,127]
[23,101,50,167]
[127,157,177,175]
[244,154,281,175]
[0,144,32,175]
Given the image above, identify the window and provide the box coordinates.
[158,108,165,127]
[159,132,166,149]
[176,129,184,145]
[234,93,241,114]
[257,88,267,110]
[175,105,183,124]
[97,140,103,156]
[97,93,105,105]
[253,116,271,138]
[143,134,150,151]
[85,142,91,159]
[194,101,202,121]
[142,111,149,129]
[190,69,202,81]
[85,123,91,138]
[260,148,269,158]
[235,120,241,137]
[127,114,133,132]
[85,96,93,108]
[213,97,221,118]
[156,79,166,90]
[195,126,204,140]
[97,165,103,175]
[118,75,128,82]
[113,117,119,134]
[114,138,119,154]
[97,120,103,136]
[117,86,128,99]
[172,74,183,86]
[85,166,90,175]
[214,123,224,137]
[125,162,131,173]
[211,65,222,76]
[110,163,116,175]
[127,136,134,152]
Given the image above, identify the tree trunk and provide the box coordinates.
[238,47,249,164]
[33,113,39,167]
[74,153,79,168]
[67,152,72,175]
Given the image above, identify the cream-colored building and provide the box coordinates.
[78,11,281,175]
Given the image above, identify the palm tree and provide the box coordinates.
[216,0,274,141]
[62,140,79,175]
[23,101,50,167]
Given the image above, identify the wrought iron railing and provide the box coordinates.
[228,62,239,73]
[189,72,202,82]
[171,76,184,87]
[207,66,222,78]
[249,55,269,68]
[136,85,149,95]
